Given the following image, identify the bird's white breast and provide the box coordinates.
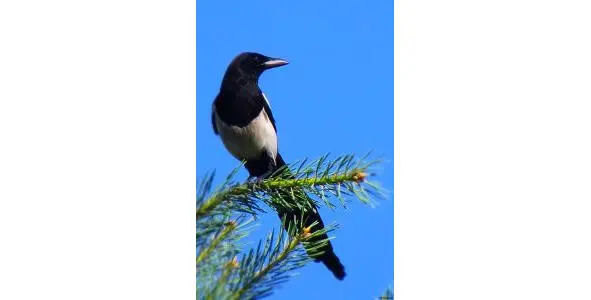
[214,108,278,162]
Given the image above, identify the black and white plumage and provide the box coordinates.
[211,52,346,280]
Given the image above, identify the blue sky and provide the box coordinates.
[197,1,393,299]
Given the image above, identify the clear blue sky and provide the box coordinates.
[197,1,393,299]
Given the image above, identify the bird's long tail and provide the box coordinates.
[272,153,346,280]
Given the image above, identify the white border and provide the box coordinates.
[0,1,196,299]
[395,0,591,299]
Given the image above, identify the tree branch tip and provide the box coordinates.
[300,226,312,239]
[226,256,240,269]
[352,171,368,183]
[225,220,238,229]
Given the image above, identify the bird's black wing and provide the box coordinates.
[261,92,277,133]
[211,103,218,135]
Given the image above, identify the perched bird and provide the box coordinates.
[211,52,346,280]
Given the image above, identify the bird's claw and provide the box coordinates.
[247,176,264,184]
[247,170,274,184]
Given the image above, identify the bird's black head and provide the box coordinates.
[222,52,289,86]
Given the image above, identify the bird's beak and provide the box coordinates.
[262,58,289,69]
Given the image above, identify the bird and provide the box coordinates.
[211,52,346,280]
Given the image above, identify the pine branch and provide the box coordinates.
[196,154,385,220]
[196,221,237,265]
[227,221,334,300]
[196,153,386,299]
[196,216,254,293]
[209,257,240,299]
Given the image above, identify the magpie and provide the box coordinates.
[211,52,346,280]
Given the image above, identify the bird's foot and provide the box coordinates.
[247,176,264,184]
